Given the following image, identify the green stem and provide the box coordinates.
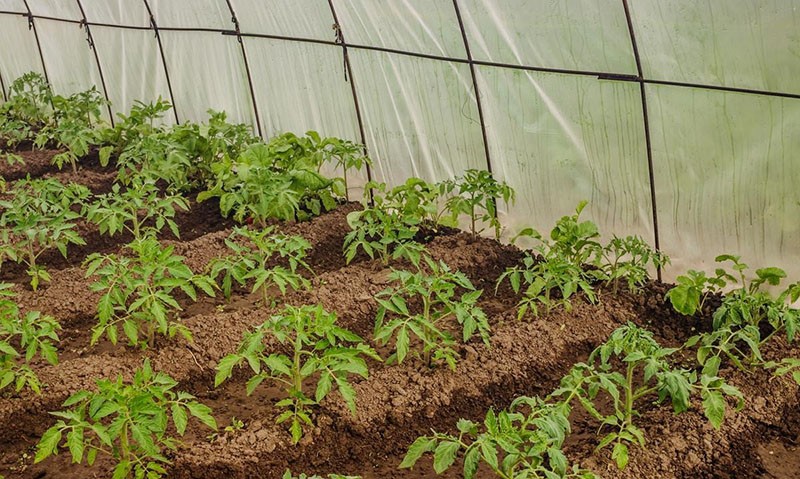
[119,421,131,462]
[422,296,432,367]
[292,334,303,396]
[624,362,635,428]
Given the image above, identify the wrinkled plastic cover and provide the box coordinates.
[0,0,798,281]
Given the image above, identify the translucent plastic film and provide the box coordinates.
[243,38,368,198]
[0,14,44,86]
[631,0,800,95]
[35,19,105,102]
[460,0,637,74]
[336,0,466,58]
[348,50,486,185]
[230,0,333,41]
[648,84,800,280]
[80,0,150,27]
[158,31,255,126]
[90,26,172,119]
[476,66,654,245]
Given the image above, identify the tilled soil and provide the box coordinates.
[0,150,798,479]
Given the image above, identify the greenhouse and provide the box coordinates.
[0,1,798,478]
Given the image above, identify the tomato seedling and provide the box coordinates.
[440,169,515,239]
[85,238,216,348]
[0,283,60,394]
[34,359,217,479]
[208,226,312,305]
[200,131,369,225]
[0,178,90,290]
[86,178,189,241]
[600,235,669,294]
[400,396,595,479]
[215,304,380,443]
[552,323,743,469]
[374,257,489,370]
[680,255,799,374]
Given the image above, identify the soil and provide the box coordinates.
[0,149,798,479]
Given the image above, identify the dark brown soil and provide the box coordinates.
[0,150,797,479]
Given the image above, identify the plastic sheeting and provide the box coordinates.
[0,0,798,280]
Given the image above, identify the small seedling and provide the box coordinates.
[400,396,595,479]
[0,178,90,290]
[34,360,217,479]
[85,238,216,348]
[600,235,669,294]
[680,255,798,373]
[0,283,60,394]
[86,178,189,240]
[440,169,515,239]
[552,323,743,469]
[215,304,379,443]
[208,226,312,306]
[374,257,489,370]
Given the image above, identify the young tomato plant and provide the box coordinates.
[440,169,515,239]
[343,179,445,267]
[665,269,729,316]
[374,257,489,370]
[98,98,173,165]
[600,235,669,294]
[400,396,595,479]
[0,283,60,394]
[0,73,52,153]
[215,304,379,444]
[764,357,800,385]
[552,323,743,470]
[84,238,216,348]
[682,255,799,374]
[208,226,312,306]
[37,87,107,173]
[0,178,90,290]
[86,178,189,241]
[200,132,370,224]
[499,203,603,319]
[34,359,217,479]
[343,205,426,267]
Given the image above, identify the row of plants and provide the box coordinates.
[2,73,797,478]
[9,209,672,477]
[400,255,800,478]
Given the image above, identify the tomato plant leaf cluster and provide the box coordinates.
[34,359,216,479]
[0,177,91,290]
[208,226,312,306]
[85,238,216,348]
[0,283,60,394]
[215,304,380,444]
[374,256,490,370]
[500,201,668,319]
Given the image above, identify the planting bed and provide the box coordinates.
[0,149,798,479]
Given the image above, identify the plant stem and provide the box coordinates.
[292,333,303,395]
[422,296,432,367]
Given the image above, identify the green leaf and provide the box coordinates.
[35,426,62,463]
[67,428,85,463]
[215,354,240,387]
[399,437,436,469]
[702,390,726,430]
[611,442,629,469]
[186,401,217,430]
[433,440,460,473]
[172,403,188,435]
[463,446,480,479]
